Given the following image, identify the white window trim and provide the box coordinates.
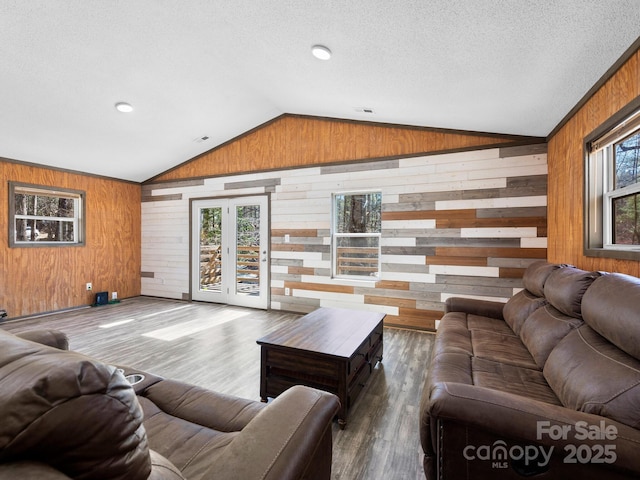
[584,99,640,259]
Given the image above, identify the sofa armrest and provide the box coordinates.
[429,382,640,474]
[0,461,72,479]
[15,329,69,350]
[207,385,340,480]
[444,297,505,319]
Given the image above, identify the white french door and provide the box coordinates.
[191,195,269,309]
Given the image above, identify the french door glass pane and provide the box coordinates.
[199,207,223,292]
[236,204,261,296]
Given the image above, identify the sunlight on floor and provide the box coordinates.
[141,309,251,341]
[99,319,136,328]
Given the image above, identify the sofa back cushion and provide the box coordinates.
[503,290,547,335]
[581,273,640,360]
[543,266,601,319]
[520,305,583,368]
[0,329,151,480]
[522,261,564,297]
[543,325,640,429]
[503,261,563,335]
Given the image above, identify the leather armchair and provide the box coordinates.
[0,328,339,480]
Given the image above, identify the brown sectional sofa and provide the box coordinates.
[0,328,340,480]
[420,261,640,479]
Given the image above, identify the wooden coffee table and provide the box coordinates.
[256,307,385,428]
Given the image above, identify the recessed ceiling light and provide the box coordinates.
[311,45,332,60]
[115,102,133,113]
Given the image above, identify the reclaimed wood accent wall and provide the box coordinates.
[149,114,529,182]
[271,147,547,329]
[0,160,141,319]
[143,118,547,330]
[547,46,640,276]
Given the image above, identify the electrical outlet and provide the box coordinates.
[285,287,290,296]
[86,282,92,291]
[112,292,118,300]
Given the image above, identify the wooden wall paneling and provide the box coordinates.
[0,159,141,319]
[547,47,640,276]
[148,115,539,184]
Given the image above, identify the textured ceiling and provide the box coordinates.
[1,1,639,182]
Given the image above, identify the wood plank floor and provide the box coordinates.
[1,297,434,480]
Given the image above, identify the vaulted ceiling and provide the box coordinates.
[1,1,639,182]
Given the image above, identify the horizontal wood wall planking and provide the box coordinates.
[547,46,640,276]
[148,114,542,183]
[0,159,141,318]
[435,247,547,259]
[385,308,441,330]
[142,145,547,331]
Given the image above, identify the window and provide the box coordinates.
[585,102,640,259]
[332,192,381,279]
[9,182,85,247]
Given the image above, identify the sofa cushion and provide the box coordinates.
[138,396,238,479]
[522,261,564,297]
[543,266,601,319]
[520,305,583,368]
[582,272,640,360]
[0,329,151,480]
[471,357,562,405]
[469,329,539,370]
[427,352,474,386]
[432,312,474,357]
[503,290,547,335]
[544,325,640,429]
[466,314,514,336]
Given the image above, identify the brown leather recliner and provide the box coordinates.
[0,328,340,480]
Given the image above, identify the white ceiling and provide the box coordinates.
[1,1,639,183]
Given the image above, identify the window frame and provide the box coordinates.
[584,97,640,260]
[9,182,86,248]
[331,190,382,281]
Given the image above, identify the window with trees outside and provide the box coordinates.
[585,103,640,259]
[332,192,381,279]
[9,183,85,247]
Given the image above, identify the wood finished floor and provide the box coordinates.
[2,297,434,480]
